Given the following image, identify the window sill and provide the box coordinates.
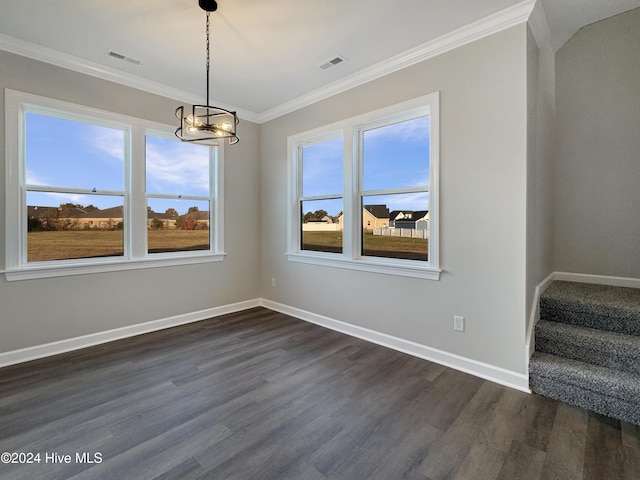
[3,252,226,281]
[286,252,441,280]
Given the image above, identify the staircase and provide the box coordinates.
[529,280,640,425]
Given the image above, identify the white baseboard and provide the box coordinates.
[554,272,640,289]
[260,298,530,393]
[6,273,637,390]
[0,298,261,368]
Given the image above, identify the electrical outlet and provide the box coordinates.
[454,315,465,332]
[271,277,276,288]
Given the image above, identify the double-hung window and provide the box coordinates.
[4,90,224,280]
[288,93,440,279]
[145,133,215,255]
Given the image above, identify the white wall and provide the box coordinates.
[260,25,529,375]
[0,50,261,354]
[554,8,640,277]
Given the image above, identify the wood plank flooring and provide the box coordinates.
[1,307,639,480]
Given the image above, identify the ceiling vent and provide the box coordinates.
[318,55,346,70]
[106,50,142,66]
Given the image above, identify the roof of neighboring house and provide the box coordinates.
[389,210,413,221]
[28,206,60,218]
[148,211,178,220]
[393,210,429,223]
[78,206,123,219]
[28,206,91,218]
[364,204,390,219]
[183,210,210,221]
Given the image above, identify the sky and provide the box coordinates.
[302,115,430,217]
[25,111,430,218]
[25,112,211,215]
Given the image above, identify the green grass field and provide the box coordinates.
[27,230,210,262]
[27,229,427,262]
[302,231,428,261]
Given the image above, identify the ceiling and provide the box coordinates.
[1,0,638,122]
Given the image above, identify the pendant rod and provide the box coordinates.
[206,11,210,107]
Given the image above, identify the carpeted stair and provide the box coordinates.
[529,280,640,425]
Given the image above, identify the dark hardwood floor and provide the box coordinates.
[1,307,639,480]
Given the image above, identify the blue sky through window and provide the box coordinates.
[146,134,211,215]
[301,115,430,217]
[363,115,430,192]
[25,113,212,214]
[26,113,124,210]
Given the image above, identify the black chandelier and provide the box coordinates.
[175,0,239,145]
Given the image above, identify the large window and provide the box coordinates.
[287,93,439,279]
[5,90,224,280]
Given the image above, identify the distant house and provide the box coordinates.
[389,210,412,227]
[147,211,178,229]
[28,205,209,230]
[27,205,62,230]
[75,206,124,229]
[392,210,429,231]
[363,204,389,230]
[27,205,94,230]
[336,204,390,231]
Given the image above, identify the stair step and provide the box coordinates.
[540,281,640,336]
[535,320,640,375]
[529,352,640,425]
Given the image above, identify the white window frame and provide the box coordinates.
[295,129,344,254]
[287,93,440,280]
[4,89,225,281]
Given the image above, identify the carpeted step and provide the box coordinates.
[535,319,640,375]
[529,351,640,425]
[540,281,640,336]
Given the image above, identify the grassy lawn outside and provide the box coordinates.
[28,229,425,262]
[27,230,210,262]
[302,231,428,261]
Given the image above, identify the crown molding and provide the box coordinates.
[0,33,260,123]
[258,0,537,123]
[1,1,535,126]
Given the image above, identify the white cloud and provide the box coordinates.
[363,115,430,146]
[25,168,50,186]
[87,126,125,162]
[145,140,210,195]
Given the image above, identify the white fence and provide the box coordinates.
[302,223,342,231]
[373,227,428,239]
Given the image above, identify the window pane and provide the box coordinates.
[362,116,429,191]
[147,198,210,254]
[361,193,428,261]
[146,135,210,197]
[301,199,343,254]
[26,192,124,262]
[26,113,124,191]
[302,137,343,196]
